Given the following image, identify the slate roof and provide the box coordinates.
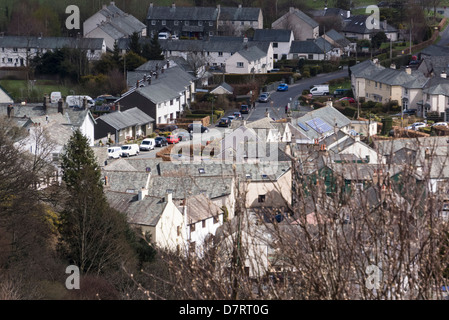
[236,45,267,62]
[293,106,351,140]
[0,36,104,50]
[120,66,195,104]
[350,59,385,78]
[419,44,449,57]
[105,191,168,227]
[97,107,154,130]
[423,76,449,96]
[219,6,261,21]
[0,103,94,128]
[342,15,397,34]
[148,176,234,200]
[184,194,222,224]
[324,29,352,47]
[253,29,293,42]
[211,82,234,94]
[103,170,151,194]
[289,39,333,54]
[291,9,319,28]
[147,6,219,21]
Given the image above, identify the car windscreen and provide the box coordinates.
[121,146,130,150]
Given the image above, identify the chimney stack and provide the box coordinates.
[165,191,173,203]
[138,187,149,201]
[58,98,64,114]
[405,66,411,75]
[82,97,87,110]
[172,2,175,8]
[7,104,14,118]
[441,70,447,78]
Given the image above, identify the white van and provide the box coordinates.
[66,95,95,108]
[310,85,329,96]
[50,91,62,104]
[140,138,155,151]
[107,146,122,159]
[121,144,139,157]
[158,32,170,40]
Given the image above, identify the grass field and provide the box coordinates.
[0,79,72,103]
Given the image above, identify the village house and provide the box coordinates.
[146,3,263,39]
[83,1,146,51]
[0,36,106,67]
[288,38,337,60]
[252,29,294,62]
[225,44,272,74]
[341,15,398,41]
[115,65,195,125]
[272,7,319,41]
[94,107,154,145]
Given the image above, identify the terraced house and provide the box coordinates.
[0,36,105,67]
[146,3,263,39]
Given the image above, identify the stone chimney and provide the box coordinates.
[58,98,64,114]
[138,187,148,201]
[441,70,447,78]
[165,191,173,203]
[289,7,295,13]
[172,2,175,8]
[150,2,153,9]
[43,94,49,113]
[116,103,120,112]
[6,104,14,118]
[405,66,411,75]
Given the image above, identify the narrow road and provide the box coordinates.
[246,68,349,121]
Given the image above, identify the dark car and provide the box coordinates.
[188,123,209,133]
[155,136,168,147]
[160,125,178,132]
[240,104,249,114]
[218,118,231,127]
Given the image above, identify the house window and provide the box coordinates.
[209,31,214,36]
[151,20,156,25]
[218,52,223,56]
[190,223,195,232]
[258,195,266,203]
[237,62,244,68]
[162,20,166,26]
[273,54,278,60]
[375,82,378,88]
[209,21,213,26]
[273,42,278,48]
[174,20,179,26]
[202,220,206,228]
[308,54,313,59]
[13,48,17,52]
[379,83,382,89]
[213,216,219,224]
[185,21,189,26]
[170,99,173,105]
[177,226,181,237]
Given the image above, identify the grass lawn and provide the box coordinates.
[329,78,352,94]
[0,79,72,103]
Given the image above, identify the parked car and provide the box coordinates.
[155,136,168,147]
[107,146,122,159]
[258,93,270,102]
[176,131,192,141]
[406,122,427,130]
[121,144,139,157]
[233,111,242,119]
[338,97,356,103]
[166,135,180,144]
[227,115,236,122]
[218,118,231,127]
[240,105,249,114]
[160,125,178,132]
[432,122,449,127]
[333,88,350,97]
[188,123,209,133]
[277,83,289,91]
[139,138,155,151]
